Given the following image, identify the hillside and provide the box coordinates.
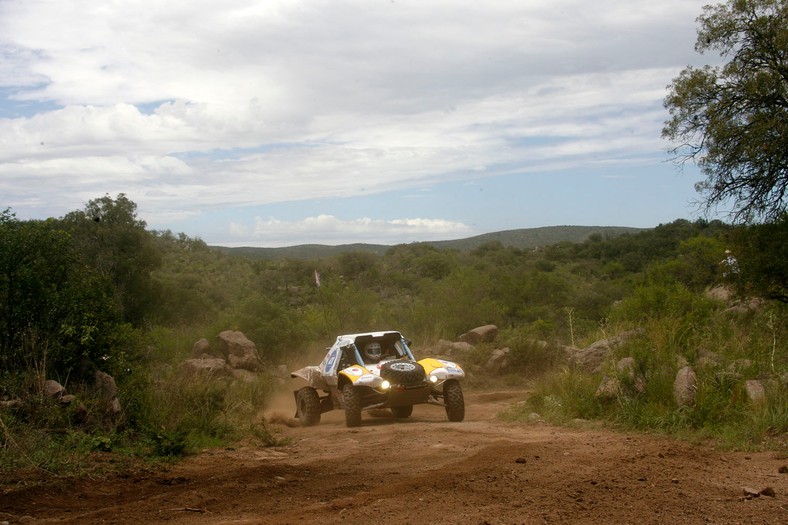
[212,225,645,260]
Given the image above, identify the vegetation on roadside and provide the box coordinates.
[1,192,786,484]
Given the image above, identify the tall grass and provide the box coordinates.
[510,293,787,451]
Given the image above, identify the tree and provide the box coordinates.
[727,215,788,301]
[663,0,788,223]
[0,210,121,377]
[63,194,162,325]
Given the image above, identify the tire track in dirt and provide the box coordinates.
[1,390,785,525]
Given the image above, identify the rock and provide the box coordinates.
[705,285,732,302]
[459,325,498,345]
[742,486,760,498]
[726,297,766,315]
[180,357,230,377]
[616,356,636,374]
[673,366,697,407]
[595,376,619,400]
[228,352,264,372]
[95,371,118,399]
[570,328,645,373]
[191,338,212,358]
[59,394,76,405]
[230,368,259,383]
[759,486,775,497]
[618,357,646,393]
[744,380,767,405]
[44,379,65,398]
[485,347,510,374]
[597,357,646,400]
[217,330,264,372]
[94,371,122,417]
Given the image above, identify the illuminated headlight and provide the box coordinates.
[429,375,438,384]
[381,380,391,390]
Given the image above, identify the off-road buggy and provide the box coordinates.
[291,331,465,427]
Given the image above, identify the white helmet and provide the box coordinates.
[364,342,382,362]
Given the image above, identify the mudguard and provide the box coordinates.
[291,366,331,391]
[338,365,378,387]
[419,358,465,380]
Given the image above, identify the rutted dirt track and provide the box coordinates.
[1,390,786,524]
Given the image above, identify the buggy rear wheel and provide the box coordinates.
[296,387,321,426]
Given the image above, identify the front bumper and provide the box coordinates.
[361,381,432,410]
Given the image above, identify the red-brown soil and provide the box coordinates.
[1,390,786,524]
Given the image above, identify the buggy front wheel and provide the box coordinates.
[342,383,362,427]
[444,380,465,422]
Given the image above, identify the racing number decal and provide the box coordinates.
[323,349,338,375]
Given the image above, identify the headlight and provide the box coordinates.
[381,380,391,390]
[430,375,438,383]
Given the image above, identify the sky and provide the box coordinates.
[0,0,721,247]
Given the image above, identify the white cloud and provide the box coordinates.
[223,214,471,247]
[0,0,713,243]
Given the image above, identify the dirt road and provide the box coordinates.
[1,390,786,524]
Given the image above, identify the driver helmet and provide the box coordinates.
[364,342,382,362]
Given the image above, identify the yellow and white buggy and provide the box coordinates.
[291,331,465,427]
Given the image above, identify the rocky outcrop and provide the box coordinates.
[217,330,264,372]
[180,331,264,383]
[459,325,499,344]
[595,357,645,400]
[568,329,645,373]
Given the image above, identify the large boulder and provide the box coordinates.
[569,329,644,373]
[674,366,697,407]
[459,325,499,345]
[217,330,264,372]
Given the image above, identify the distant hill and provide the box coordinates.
[211,225,646,260]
